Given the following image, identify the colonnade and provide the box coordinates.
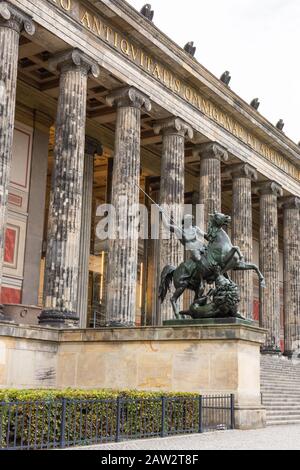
[0,2,299,354]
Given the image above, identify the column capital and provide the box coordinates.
[254,181,283,198]
[106,86,151,111]
[225,163,258,181]
[279,196,300,210]
[153,117,193,139]
[0,1,35,35]
[85,136,103,158]
[193,142,229,162]
[49,49,100,78]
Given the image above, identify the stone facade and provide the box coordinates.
[0,0,299,431]
[0,0,298,341]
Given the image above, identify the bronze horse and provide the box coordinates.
[159,212,265,319]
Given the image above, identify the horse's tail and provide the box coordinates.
[159,265,176,303]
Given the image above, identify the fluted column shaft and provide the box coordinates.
[196,143,228,230]
[145,178,160,326]
[106,87,151,327]
[0,2,35,316]
[40,50,100,327]
[228,164,257,319]
[77,138,103,328]
[282,197,300,356]
[154,118,193,322]
[257,182,283,353]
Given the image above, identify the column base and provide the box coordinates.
[38,310,79,329]
[261,346,282,355]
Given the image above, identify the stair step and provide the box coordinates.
[263,401,300,404]
[266,407,300,411]
[262,387,300,391]
[261,355,300,426]
[267,420,300,426]
[261,372,300,376]
[261,370,300,373]
[261,379,300,382]
[261,383,300,386]
[263,393,300,396]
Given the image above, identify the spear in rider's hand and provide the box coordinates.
[134,182,183,233]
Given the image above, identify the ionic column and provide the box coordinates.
[105,87,151,327]
[195,143,228,230]
[145,177,160,326]
[77,138,103,328]
[0,2,35,318]
[281,197,300,357]
[154,118,193,322]
[256,182,283,353]
[227,164,258,319]
[39,50,100,327]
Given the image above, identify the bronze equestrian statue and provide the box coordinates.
[159,211,265,320]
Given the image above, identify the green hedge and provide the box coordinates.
[0,389,201,449]
[0,388,199,401]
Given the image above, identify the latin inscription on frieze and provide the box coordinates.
[50,0,300,182]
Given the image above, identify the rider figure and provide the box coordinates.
[161,212,208,263]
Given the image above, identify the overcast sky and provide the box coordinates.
[127,0,300,144]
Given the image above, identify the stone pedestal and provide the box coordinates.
[0,322,267,430]
[39,49,100,328]
[154,118,193,323]
[105,87,151,327]
[256,182,283,353]
[0,3,35,318]
[195,143,228,230]
[281,197,300,357]
[227,164,258,319]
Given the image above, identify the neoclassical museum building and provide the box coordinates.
[0,0,300,425]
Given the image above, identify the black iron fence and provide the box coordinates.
[0,394,234,450]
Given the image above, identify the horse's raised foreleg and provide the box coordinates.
[234,261,266,288]
[222,247,243,267]
[220,247,244,275]
[171,287,186,319]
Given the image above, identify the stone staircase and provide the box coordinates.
[261,355,300,426]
